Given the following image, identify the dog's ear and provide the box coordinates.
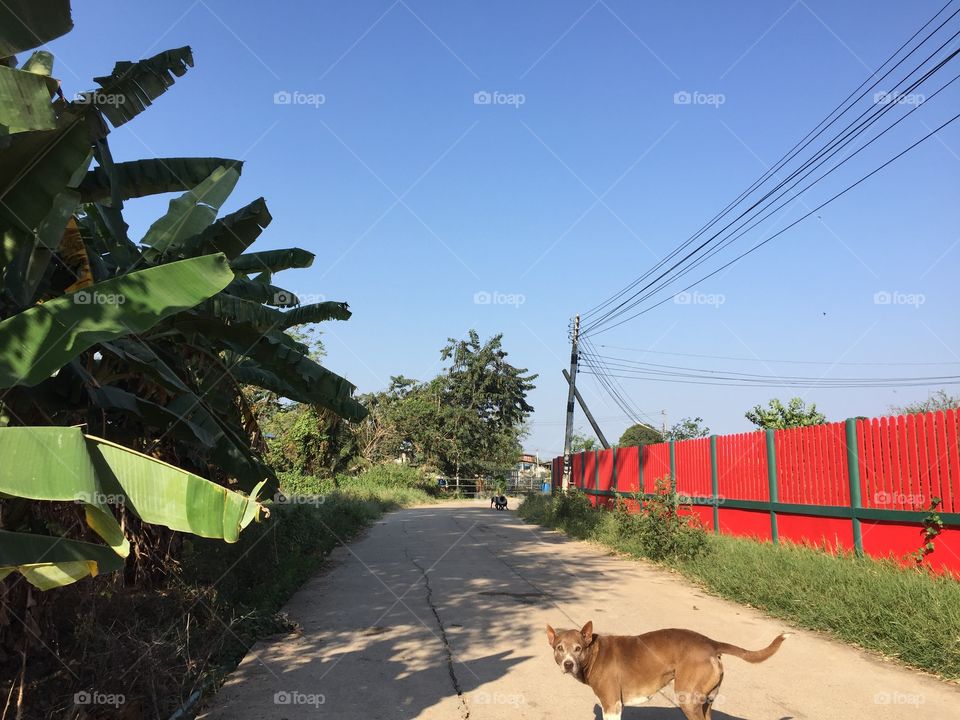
[580,621,593,644]
[546,624,556,646]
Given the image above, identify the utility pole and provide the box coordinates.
[561,315,580,491]
[661,409,668,435]
[562,369,610,449]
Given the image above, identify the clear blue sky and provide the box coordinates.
[45,1,959,458]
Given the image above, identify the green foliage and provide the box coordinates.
[618,423,663,447]
[663,416,710,441]
[745,397,826,429]
[890,389,960,415]
[570,429,597,452]
[519,480,708,562]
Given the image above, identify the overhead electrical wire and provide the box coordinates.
[580,2,960,336]
[593,344,960,367]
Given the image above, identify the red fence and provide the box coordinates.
[553,410,960,575]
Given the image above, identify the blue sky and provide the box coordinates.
[44,1,959,458]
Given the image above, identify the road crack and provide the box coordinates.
[406,549,470,719]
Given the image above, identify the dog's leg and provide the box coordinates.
[675,655,722,720]
[599,700,622,720]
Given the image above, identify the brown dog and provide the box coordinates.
[546,621,788,719]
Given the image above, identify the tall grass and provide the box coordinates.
[518,492,960,680]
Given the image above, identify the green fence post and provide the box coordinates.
[669,440,676,494]
[765,429,779,544]
[612,446,618,494]
[846,418,864,555]
[710,435,719,534]
[594,449,600,493]
[638,444,644,493]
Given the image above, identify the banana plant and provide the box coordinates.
[0,0,367,586]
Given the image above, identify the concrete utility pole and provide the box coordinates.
[562,369,610,449]
[561,315,580,491]
[662,409,668,435]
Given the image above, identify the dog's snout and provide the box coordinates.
[563,659,574,671]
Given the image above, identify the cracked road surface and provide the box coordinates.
[198,500,959,719]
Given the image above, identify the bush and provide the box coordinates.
[518,479,709,562]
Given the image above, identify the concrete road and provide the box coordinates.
[198,500,958,719]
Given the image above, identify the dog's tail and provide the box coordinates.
[715,633,791,663]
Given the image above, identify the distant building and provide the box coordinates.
[509,452,550,491]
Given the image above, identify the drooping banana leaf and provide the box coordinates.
[91,46,194,127]
[280,301,351,328]
[223,277,299,307]
[0,0,73,57]
[0,253,234,388]
[89,384,218,448]
[77,157,243,203]
[231,248,315,274]
[176,197,271,259]
[0,530,125,591]
[140,165,240,257]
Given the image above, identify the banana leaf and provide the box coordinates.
[280,302,351,328]
[91,46,193,127]
[0,0,73,57]
[89,384,218,448]
[0,64,56,135]
[223,277,299,307]
[176,197,271,259]
[78,157,243,203]
[0,530,125,591]
[0,253,234,388]
[140,165,240,256]
[231,248,314,274]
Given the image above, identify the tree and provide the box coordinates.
[889,389,960,415]
[664,416,710,441]
[619,423,663,447]
[745,398,826,429]
[570,430,597,452]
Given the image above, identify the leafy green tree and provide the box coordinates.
[663,416,710,441]
[618,423,663,447]
[889,389,960,415]
[570,430,597,452]
[745,398,826,429]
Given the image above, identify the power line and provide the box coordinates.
[581,4,960,336]
[594,344,960,367]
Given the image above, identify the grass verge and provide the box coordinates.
[518,491,960,680]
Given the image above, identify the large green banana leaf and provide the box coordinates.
[0,253,234,388]
[0,0,73,57]
[0,426,268,590]
[177,197,271,259]
[91,46,194,127]
[0,530,125,591]
[0,64,56,135]
[78,157,243,203]
[141,165,240,256]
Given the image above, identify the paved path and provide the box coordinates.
[199,500,958,719]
